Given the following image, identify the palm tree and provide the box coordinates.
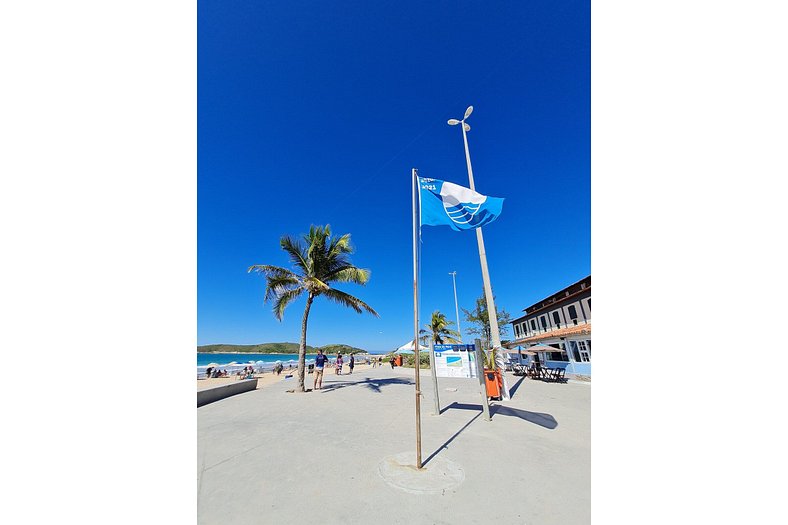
[248,225,378,392]
[419,310,462,346]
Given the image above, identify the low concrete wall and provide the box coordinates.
[197,378,258,407]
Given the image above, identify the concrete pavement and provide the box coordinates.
[197,364,590,525]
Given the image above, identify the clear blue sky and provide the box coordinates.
[198,0,590,352]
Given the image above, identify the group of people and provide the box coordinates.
[205,367,228,378]
[237,365,255,379]
[206,353,397,382]
[204,366,257,379]
[311,349,362,390]
[333,353,355,375]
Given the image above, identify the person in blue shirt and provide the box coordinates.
[313,348,329,390]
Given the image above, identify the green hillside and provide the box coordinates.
[198,342,368,355]
[318,344,367,355]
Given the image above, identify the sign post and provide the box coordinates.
[474,338,491,421]
[429,338,440,415]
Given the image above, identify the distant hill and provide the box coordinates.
[198,342,368,355]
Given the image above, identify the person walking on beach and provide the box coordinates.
[313,349,328,390]
[335,353,344,375]
[349,354,355,374]
[389,356,395,369]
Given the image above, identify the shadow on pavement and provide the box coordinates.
[508,375,527,398]
[319,377,414,394]
[440,401,558,429]
[491,405,557,429]
[423,410,482,467]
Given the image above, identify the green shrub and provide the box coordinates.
[404,353,431,368]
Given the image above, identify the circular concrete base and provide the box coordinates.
[377,452,465,495]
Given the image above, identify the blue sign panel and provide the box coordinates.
[434,344,475,353]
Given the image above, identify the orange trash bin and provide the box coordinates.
[484,369,502,399]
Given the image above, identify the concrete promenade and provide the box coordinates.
[197,364,590,525]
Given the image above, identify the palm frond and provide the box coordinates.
[326,266,370,285]
[305,225,329,271]
[272,287,305,321]
[264,275,302,302]
[321,288,379,317]
[248,266,301,301]
[280,236,310,275]
[247,264,297,278]
[304,276,330,293]
[328,233,353,256]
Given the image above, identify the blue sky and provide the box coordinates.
[198,0,590,352]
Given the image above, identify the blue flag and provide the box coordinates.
[419,177,504,231]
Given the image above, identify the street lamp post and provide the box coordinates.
[449,271,462,343]
[448,106,510,400]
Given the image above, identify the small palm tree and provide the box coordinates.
[249,225,378,392]
[419,310,462,346]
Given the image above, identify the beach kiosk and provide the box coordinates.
[394,341,426,366]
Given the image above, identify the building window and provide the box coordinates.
[530,319,536,331]
[577,340,591,362]
[540,316,547,331]
[569,341,581,362]
[568,305,578,325]
[552,311,561,328]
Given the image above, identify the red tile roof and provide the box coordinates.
[505,323,591,347]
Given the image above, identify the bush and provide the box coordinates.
[404,353,431,368]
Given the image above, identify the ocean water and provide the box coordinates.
[197,353,316,378]
[197,353,310,367]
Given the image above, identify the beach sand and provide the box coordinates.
[197,362,380,391]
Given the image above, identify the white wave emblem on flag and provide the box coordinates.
[439,181,487,225]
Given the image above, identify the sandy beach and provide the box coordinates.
[197,361,382,391]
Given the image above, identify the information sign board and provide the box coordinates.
[433,344,478,378]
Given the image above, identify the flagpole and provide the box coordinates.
[412,168,423,469]
[452,107,510,400]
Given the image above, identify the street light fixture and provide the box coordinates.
[449,271,462,343]
[446,105,510,400]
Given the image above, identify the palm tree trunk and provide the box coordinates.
[297,293,314,392]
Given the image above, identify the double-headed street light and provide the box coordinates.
[446,105,510,400]
[447,106,476,188]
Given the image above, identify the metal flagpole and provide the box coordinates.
[449,271,462,343]
[412,168,423,469]
[449,106,510,400]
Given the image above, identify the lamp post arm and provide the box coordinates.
[461,123,476,191]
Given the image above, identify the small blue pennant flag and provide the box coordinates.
[419,177,504,231]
